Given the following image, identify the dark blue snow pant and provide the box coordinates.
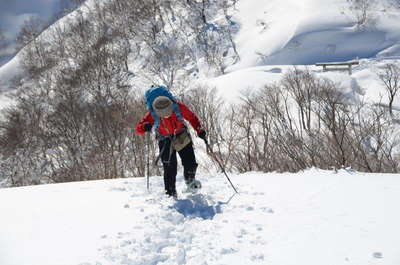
[158,138,198,196]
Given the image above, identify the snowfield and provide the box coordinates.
[1,169,400,265]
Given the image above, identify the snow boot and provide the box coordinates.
[184,179,202,193]
[166,189,178,198]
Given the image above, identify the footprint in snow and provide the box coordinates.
[171,194,224,220]
[119,240,132,247]
[220,247,237,254]
[109,186,126,192]
[251,254,265,261]
[235,228,247,238]
[261,206,274,213]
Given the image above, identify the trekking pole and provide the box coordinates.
[146,132,151,191]
[204,139,238,194]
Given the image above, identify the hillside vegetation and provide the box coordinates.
[1,0,400,187]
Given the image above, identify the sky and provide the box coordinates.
[0,0,73,66]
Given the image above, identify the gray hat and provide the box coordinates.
[152,96,173,118]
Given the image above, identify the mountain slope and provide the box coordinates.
[229,0,400,70]
[1,0,400,110]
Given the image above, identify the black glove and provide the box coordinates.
[197,130,207,140]
[143,122,153,132]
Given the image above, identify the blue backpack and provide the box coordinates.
[144,85,183,131]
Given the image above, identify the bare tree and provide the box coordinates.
[346,0,377,30]
[282,68,316,132]
[386,0,400,9]
[377,63,400,116]
[15,17,46,52]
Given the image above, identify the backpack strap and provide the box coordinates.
[172,101,184,120]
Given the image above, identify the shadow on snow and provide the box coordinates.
[171,193,236,220]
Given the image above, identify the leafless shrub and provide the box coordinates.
[386,0,400,10]
[346,0,377,30]
[348,103,400,172]
[15,17,46,52]
[223,69,400,173]
[282,68,318,132]
[0,1,165,185]
[182,84,233,170]
[183,85,223,142]
[0,91,52,186]
[377,63,400,116]
[313,79,354,168]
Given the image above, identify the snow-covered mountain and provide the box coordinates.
[229,0,400,69]
[204,0,400,104]
[1,1,400,264]
[1,0,400,107]
[1,169,400,265]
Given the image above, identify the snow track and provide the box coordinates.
[98,179,270,265]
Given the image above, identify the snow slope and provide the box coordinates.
[0,0,97,111]
[197,0,400,104]
[0,0,399,111]
[1,169,399,265]
[205,64,363,104]
[229,0,400,70]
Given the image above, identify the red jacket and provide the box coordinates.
[136,102,202,136]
